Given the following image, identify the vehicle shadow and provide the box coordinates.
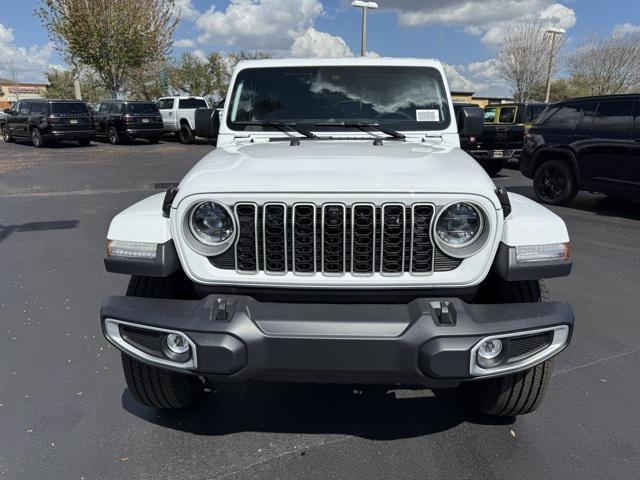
[11,139,98,149]
[121,383,513,440]
[0,220,79,242]
[506,185,640,222]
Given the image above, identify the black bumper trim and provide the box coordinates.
[104,240,179,277]
[100,294,574,386]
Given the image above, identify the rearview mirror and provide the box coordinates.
[194,108,220,144]
[458,107,484,138]
[3,108,12,115]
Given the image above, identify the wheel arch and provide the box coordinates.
[532,147,579,182]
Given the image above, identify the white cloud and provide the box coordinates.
[173,0,200,20]
[291,28,354,58]
[382,0,576,46]
[174,38,196,48]
[0,22,54,83]
[613,23,640,36]
[195,0,324,51]
[443,64,480,92]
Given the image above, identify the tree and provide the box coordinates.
[44,67,108,103]
[530,78,591,102]
[568,32,640,95]
[36,0,178,97]
[168,53,217,98]
[227,50,272,71]
[495,20,564,103]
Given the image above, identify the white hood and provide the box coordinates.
[176,140,498,203]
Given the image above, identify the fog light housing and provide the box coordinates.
[165,333,190,354]
[477,338,503,368]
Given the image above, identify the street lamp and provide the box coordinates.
[544,27,565,103]
[351,1,378,57]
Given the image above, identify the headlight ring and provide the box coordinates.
[184,201,236,256]
[433,202,488,258]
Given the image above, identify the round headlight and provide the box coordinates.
[436,202,483,247]
[190,202,234,245]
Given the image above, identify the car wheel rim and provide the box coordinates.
[32,131,40,146]
[109,129,116,143]
[2,126,7,140]
[536,167,566,201]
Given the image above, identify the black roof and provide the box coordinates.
[98,99,156,103]
[21,99,87,103]
[555,93,640,104]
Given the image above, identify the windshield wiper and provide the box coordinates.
[234,120,317,139]
[315,121,405,140]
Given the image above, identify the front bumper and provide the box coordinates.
[100,295,573,387]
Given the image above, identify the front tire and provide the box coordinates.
[1,124,14,143]
[178,123,194,144]
[534,160,577,205]
[78,138,91,146]
[465,278,555,416]
[121,274,203,409]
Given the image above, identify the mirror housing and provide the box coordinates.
[458,107,484,138]
[194,108,221,143]
[3,108,13,115]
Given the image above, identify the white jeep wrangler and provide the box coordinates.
[102,58,573,416]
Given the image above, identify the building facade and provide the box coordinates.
[0,78,48,110]
[450,91,513,108]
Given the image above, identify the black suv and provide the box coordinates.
[521,94,640,205]
[1,99,94,147]
[93,100,163,145]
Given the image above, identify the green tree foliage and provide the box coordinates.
[36,0,178,97]
[44,68,108,104]
[530,78,591,103]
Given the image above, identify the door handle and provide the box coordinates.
[633,138,640,143]
[574,134,591,139]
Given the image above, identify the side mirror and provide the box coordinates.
[458,107,484,138]
[3,108,13,115]
[194,108,220,141]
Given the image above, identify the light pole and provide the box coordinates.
[544,27,565,103]
[351,1,378,57]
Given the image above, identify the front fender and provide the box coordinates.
[105,193,179,277]
[494,192,572,281]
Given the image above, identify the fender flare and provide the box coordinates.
[532,147,580,181]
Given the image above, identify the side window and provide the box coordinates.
[19,102,31,115]
[634,101,640,137]
[484,108,496,123]
[591,101,634,136]
[100,103,111,113]
[34,103,49,115]
[11,101,21,114]
[498,107,516,123]
[577,102,597,130]
[157,98,174,109]
[543,104,581,130]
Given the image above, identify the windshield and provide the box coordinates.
[50,102,89,115]
[227,66,451,132]
[127,103,159,114]
[179,98,207,109]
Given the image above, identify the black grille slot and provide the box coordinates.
[322,204,346,274]
[381,204,405,274]
[351,204,375,274]
[293,204,316,273]
[411,204,435,274]
[235,203,258,271]
[508,332,554,359]
[217,201,464,275]
[263,204,287,273]
[119,325,164,358]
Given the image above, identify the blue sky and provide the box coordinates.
[1,0,639,95]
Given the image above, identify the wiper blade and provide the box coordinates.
[315,121,405,140]
[234,120,317,139]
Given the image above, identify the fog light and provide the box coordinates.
[477,339,503,366]
[516,242,570,263]
[107,239,157,259]
[165,333,190,354]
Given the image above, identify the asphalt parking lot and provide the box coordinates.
[1,138,639,480]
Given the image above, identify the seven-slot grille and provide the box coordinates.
[231,202,443,276]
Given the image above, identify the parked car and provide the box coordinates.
[1,99,94,147]
[521,94,640,205]
[485,103,548,132]
[453,102,507,176]
[93,100,163,145]
[101,58,574,418]
[156,96,209,144]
